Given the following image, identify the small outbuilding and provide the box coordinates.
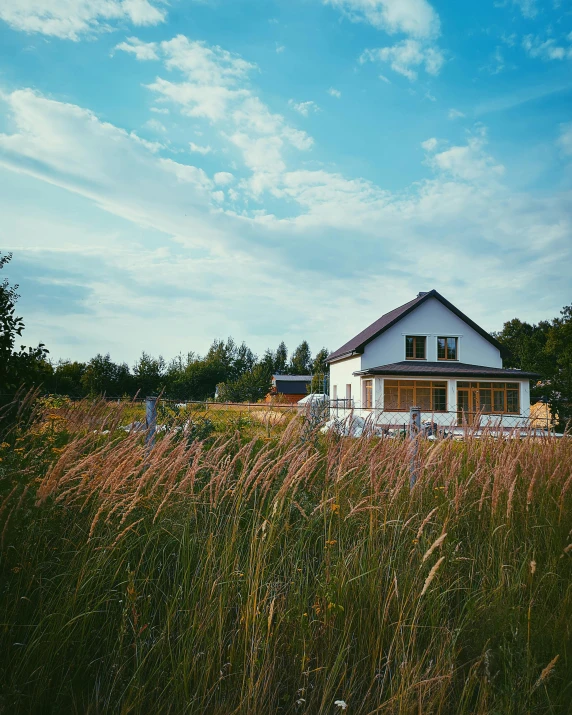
[266,374,312,404]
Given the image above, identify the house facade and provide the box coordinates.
[326,290,538,428]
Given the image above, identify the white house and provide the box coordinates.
[326,290,539,428]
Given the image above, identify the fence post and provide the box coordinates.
[409,406,421,488]
[146,396,158,451]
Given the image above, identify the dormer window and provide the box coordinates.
[405,336,426,360]
[437,337,458,361]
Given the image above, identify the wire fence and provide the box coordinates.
[11,391,564,440]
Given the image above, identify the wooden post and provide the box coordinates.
[409,406,421,488]
[146,396,157,451]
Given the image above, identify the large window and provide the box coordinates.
[405,336,426,360]
[437,337,458,361]
[363,379,373,409]
[384,380,447,412]
[457,382,520,414]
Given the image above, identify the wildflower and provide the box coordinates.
[334,700,348,710]
[325,539,337,547]
[530,560,536,576]
[412,538,419,544]
[331,503,340,514]
[296,698,306,705]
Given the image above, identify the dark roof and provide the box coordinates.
[273,378,312,395]
[326,289,507,363]
[354,362,540,379]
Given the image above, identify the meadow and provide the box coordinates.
[0,395,571,714]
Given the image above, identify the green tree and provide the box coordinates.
[50,360,87,397]
[274,342,288,374]
[544,305,572,428]
[81,354,131,397]
[311,347,329,393]
[289,341,312,375]
[132,352,165,397]
[216,363,272,403]
[0,252,49,393]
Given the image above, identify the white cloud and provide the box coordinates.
[150,106,169,114]
[120,35,313,186]
[288,100,320,117]
[558,123,572,155]
[2,88,570,364]
[0,0,165,40]
[328,88,342,98]
[145,118,166,132]
[189,142,212,155]
[161,36,256,86]
[421,137,438,151]
[276,44,285,54]
[115,37,159,61]
[522,35,572,61]
[361,40,444,81]
[511,0,537,18]
[423,129,505,182]
[324,0,440,39]
[214,171,234,185]
[448,108,465,120]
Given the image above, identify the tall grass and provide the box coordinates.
[0,398,571,713]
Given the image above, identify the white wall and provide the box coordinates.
[329,355,362,408]
[361,297,502,369]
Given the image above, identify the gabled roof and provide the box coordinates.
[353,362,539,379]
[326,289,507,363]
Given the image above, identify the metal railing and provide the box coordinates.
[325,401,559,435]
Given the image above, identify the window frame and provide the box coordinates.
[456,381,520,415]
[363,379,373,409]
[437,336,459,361]
[405,335,427,361]
[383,379,448,412]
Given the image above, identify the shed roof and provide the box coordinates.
[327,290,507,363]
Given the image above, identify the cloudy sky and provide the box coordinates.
[1,0,571,364]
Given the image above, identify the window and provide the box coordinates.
[437,337,458,361]
[363,379,373,409]
[332,385,337,400]
[346,384,352,403]
[405,336,426,360]
[457,382,520,414]
[384,380,447,412]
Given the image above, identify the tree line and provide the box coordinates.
[1,252,328,402]
[36,339,329,403]
[1,252,570,423]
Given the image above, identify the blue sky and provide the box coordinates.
[0,0,571,364]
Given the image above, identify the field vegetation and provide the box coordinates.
[0,395,571,714]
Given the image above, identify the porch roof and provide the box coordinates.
[353,362,540,379]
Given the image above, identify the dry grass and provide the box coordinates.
[0,396,571,714]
